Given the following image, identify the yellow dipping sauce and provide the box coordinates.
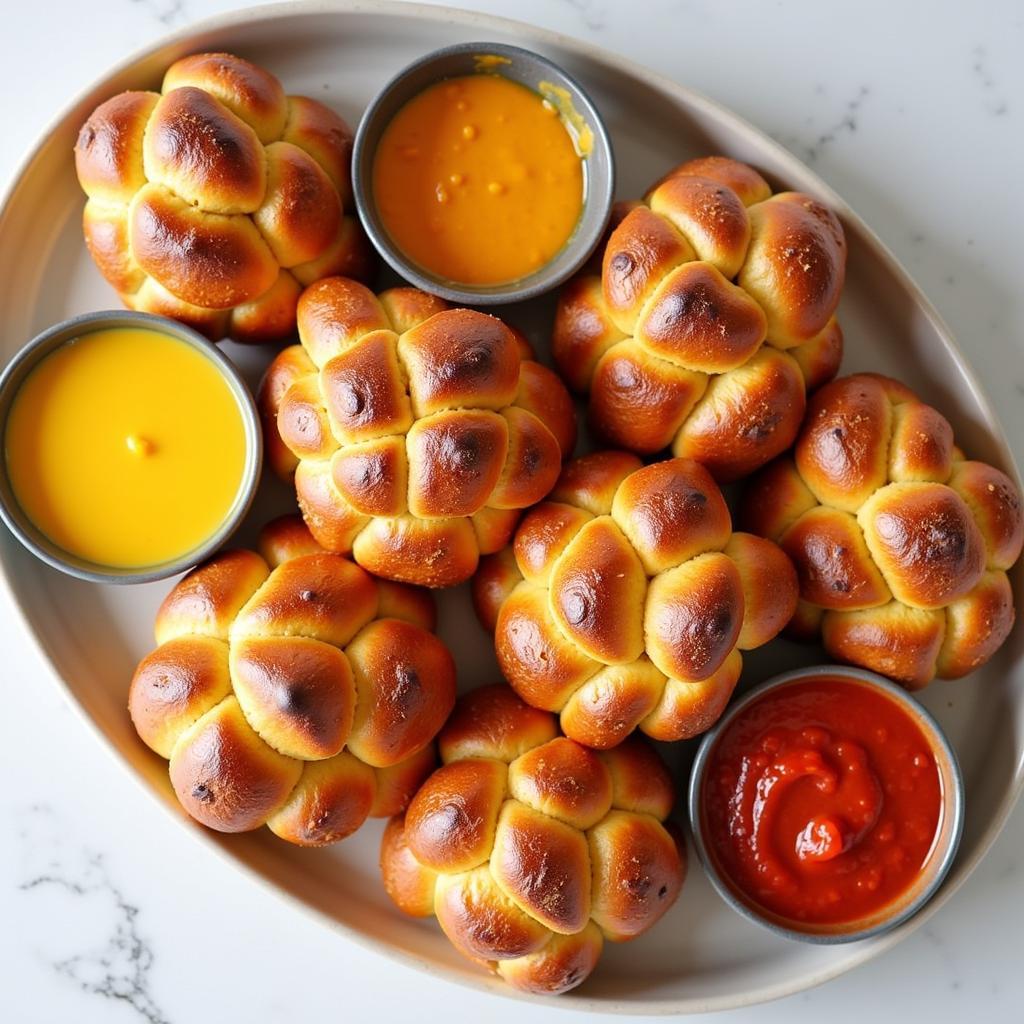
[373,73,586,286]
[4,327,249,569]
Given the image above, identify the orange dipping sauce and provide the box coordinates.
[702,677,944,928]
[372,74,585,286]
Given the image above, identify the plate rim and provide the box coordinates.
[0,0,1021,1014]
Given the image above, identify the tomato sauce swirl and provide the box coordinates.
[701,677,944,927]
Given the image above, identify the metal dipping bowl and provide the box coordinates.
[352,41,615,305]
[688,664,966,944]
[0,310,262,585]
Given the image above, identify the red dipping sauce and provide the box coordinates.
[701,676,945,929]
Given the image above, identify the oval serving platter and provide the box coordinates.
[0,1,1020,1014]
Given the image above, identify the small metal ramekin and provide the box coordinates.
[352,41,615,305]
[0,310,262,584]
[688,664,965,944]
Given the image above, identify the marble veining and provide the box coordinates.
[15,805,169,1024]
[131,0,188,28]
[970,45,1010,116]
[1,2,1023,1023]
[553,0,609,32]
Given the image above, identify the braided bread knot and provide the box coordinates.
[553,156,846,480]
[381,685,685,995]
[129,516,455,845]
[472,452,798,748]
[261,277,576,587]
[741,373,1024,687]
[74,52,372,342]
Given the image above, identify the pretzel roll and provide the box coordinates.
[267,751,376,846]
[791,317,844,392]
[672,347,807,482]
[129,518,454,845]
[230,269,303,344]
[482,454,797,745]
[936,570,1015,679]
[381,685,684,995]
[74,51,371,342]
[124,277,230,341]
[258,513,323,566]
[82,201,145,295]
[75,91,158,204]
[648,156,771,207]
[130,183,279,309]
[381,813,439,918]
[257,344,317,478]
[554,155,845,480]
[724,532,800,649]
[469,506,521,559]
[129,636,232,759]
[552,275,626,392]
[261,278,574,587]
[741,372,1024,685]
[738,192,846,348]
[169,695,303,832]
[161,52,287,143]
[948,461,1024,569]
[369,745,438,819]
[438,682,558,764]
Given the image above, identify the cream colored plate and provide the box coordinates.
[0,1,1020,1014]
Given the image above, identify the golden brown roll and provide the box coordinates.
[261,278,576,587]
[553,156,845,481]
[380,685,685,995]
[472,452,798,746]
[74,52,372,342]
[129,516,454,845]
[740,373,1023,687]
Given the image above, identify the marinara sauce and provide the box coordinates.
[701,677,944,927]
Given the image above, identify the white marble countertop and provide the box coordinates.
[2,1,1023,1021]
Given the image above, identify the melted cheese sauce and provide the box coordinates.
[5,327,248,568]
[373,73,585,286]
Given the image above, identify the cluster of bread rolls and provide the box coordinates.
[381,685,685,995]
[95,82,1023,993]
[75,52,372,342]
[129,516,454,844]
[473,452,798,747]
[260,276,575,587]
[554,156,845,480]
[742,374,1023,687]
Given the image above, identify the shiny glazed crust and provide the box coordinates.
[74,52,372,342]
[380,685,685,995]
[740,373,1023,687]
[552,156,846,481]
[260,278,576,587]
[129,516,454,844]
[472,452,798,746]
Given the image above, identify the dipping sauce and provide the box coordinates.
[372,73,586,285]
[4,327,249,569]
[701,677,944,929]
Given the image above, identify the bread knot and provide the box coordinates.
[259,278,577,587]
[472,452,798,746]
[553,156,846,480]
[128,515,455,845]
[741,373,1024,686]
[380,685,685,995]
[74,52,373,342]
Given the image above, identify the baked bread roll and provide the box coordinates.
[381,684,685,995]
[553,156,845,480]
[260,277,576,587]
[75,52,372,342]
[472,452,798,747]
[129,515,454,844]
[741,373,1023,687]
